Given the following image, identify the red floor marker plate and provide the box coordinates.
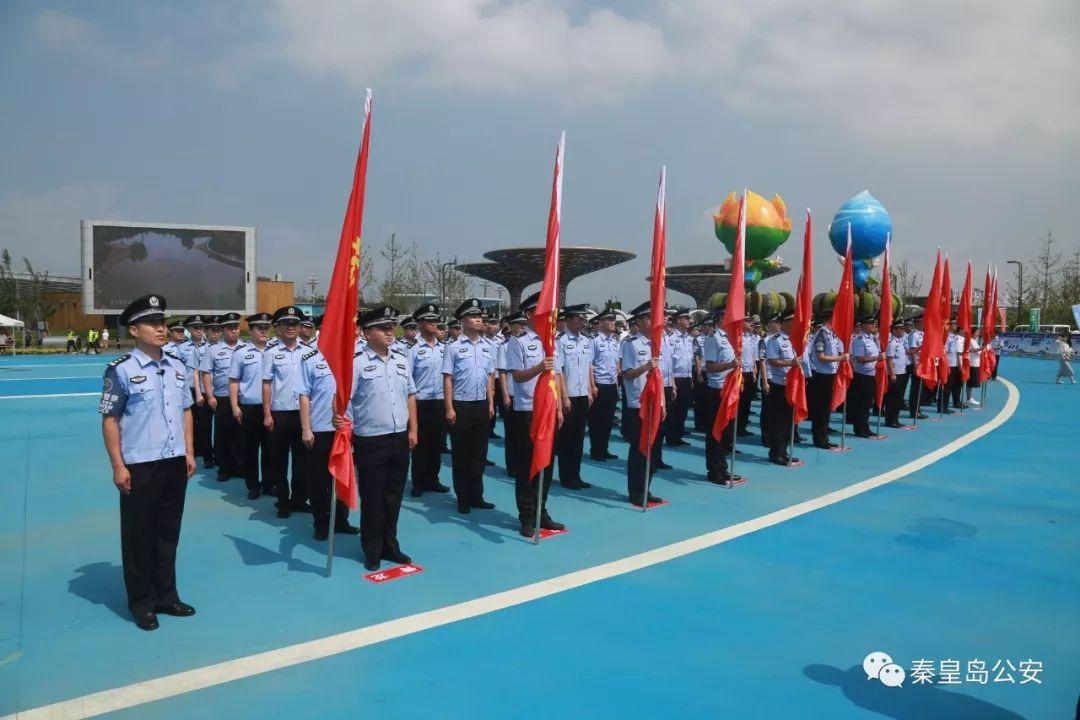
[868,434,888,441]
[901,425,918,431]
[364,563,424,584]
[785,460,805,468]
[538,528,568,539]
[829,445,853,453]
[728,476,749,485]
[928,417,944,422]
[647,499,670,508]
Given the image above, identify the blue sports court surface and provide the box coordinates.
[0,353,1076,719]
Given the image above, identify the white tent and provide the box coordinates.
[0,314,25,355]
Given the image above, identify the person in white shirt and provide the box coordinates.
[1054,332,1076,384]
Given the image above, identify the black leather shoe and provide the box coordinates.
[886,422,903,428]
[134,611,159,631]
[915,413,929,420]
[457,502,471,514]
[794,435,805,443]
[520,523,535,538]
[646,493,664,504]
[247,488,261,500]
[410,486,424,497]
[261,484,276,497]
[430,482,450,493]
[364,558,380,571]
[604,452,618,460]
[489,431,501,439]
[667,439,691,447]
[382,549,412,565]
[291,502,313,514]
[560,479,590,490]
[854,431,872,438]
[334,523,360,535]
[655,461,673,470]
[736,430,753,437]
[441,446,451,454]
[769,455,787,466]
[276,507,291,519]
[156,602,196,617]
[484,459,496,466]
[314,526,329,541]
[216,472,230,483]
[708,474,731,485]
[589,454,608,462]
[471,499,495,510]
[540,515,565,531]
[813,442,832,450]
[629,496,646,507]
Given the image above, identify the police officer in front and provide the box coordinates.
[100,294,196,631]
[333,305,418,571]
[884,318,909,428]
[807,307,847,449]
[850,315,883,437]
[763,311,799,465]
[587,304,621,461]
[665,307,695,446]
[263,306,310,518]
[297,318,359,540]
[229,312,272,499]
[620,301,666,504]
[555,303,595,490]
[441,298,496,514]
[702,305,741,485]
[200,312,245,480]
[505,292,563,536]
[408,302,450,497]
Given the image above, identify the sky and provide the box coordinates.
[1,0,1078,309]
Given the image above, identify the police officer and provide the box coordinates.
[200,312,245,480]
[737,316,761,437]
[298,314,317,348]
[620,301,666,505]
[763,311,800,465]
[555,303,595,490]
[200,316,223,466]
[179,315,211,465]
[447,318,462,342]
[906,314,929,419]
[391,316,419,355]
[333,305,417,572]
[505,292,563,535]
[482,311,504,441]
[587,304,621,461]
[945,318,962,410]
[702,306,741,485]
[850,315,883,437]
[692,316,713,433]
[884,318,909,428]
[497,309,525,476]
[163,318,186,355]
[263,306,310,518]
[758,314,780,447]
[297,319,359,540]
[99,294,196,631]
[665,307,694,446]
[807,307,846,449]
[442,298,496,514]
[229,312,272,499]
[408,302,450,497]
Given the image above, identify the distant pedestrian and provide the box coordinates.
[1054,332,1075,384]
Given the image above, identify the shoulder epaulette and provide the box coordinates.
[354,349,364,357]
[107,353,131,368]
[391,348,405,357]
[164,350,181,361]
[302,349,318,361]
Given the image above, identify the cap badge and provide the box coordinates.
[149,296,159,307]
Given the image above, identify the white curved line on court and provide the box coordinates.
[2,378,1020,720]
[0,393,99,400]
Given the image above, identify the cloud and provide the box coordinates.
[258,0,1078,146]
[34,9,103,56]
[0,184,122,275]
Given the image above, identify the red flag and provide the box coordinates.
[829,226,855,411]
[711,190,746,439]
[785,210,812,425]
[875,238,893,410]
[978,265,994,383]
[957,261,973,383]
[917,251,945,385]
[321,89,373,510]
[938,254,953,386]
[639,167,667,454]
[528,132,564,481]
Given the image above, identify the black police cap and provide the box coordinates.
[272,306,302,324]
[400,315,418,328]
[219,312,241,326]
[246,312,272,326]
[204,315,223,327]
[563,303,590,318]
[520,291,541,312]
[453,298,484,319]
[119,295,167,326]
[412,302,440,322]
[166,317,185,331]
[183,314,206,328]
[358,305,399,328]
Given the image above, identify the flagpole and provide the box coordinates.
[327,467,337,576]
[911,375,921,428]
[533,461,543,544]
[787,412,796,465]
[729,391,739,485]
[936,359,944,419]
[642,402,655,512]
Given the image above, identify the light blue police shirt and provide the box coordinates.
[349,348,415,436]
[408,338,444,401]
[201,340,246,397]
[505,329,546,411]
[229,343,268,405]
[851,333,881,376]
[182,339,209,389]
[100,348,193,465]
[741,332,760,372]
[620,333,653,409]
[295,348,341,433]
[671,330,694,378]
[497,336,515,397]
[945,333,960,367]
[810,327,842,374]
[907,329,924,364]
[555,330,592,397]
[702,329,736,389]
[441,335,494,402]
[262,340,306,411]
[591,331,621,385]
[887,336,907,376]
[765,332,796,385]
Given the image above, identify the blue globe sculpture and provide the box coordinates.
[828,190,892,260]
